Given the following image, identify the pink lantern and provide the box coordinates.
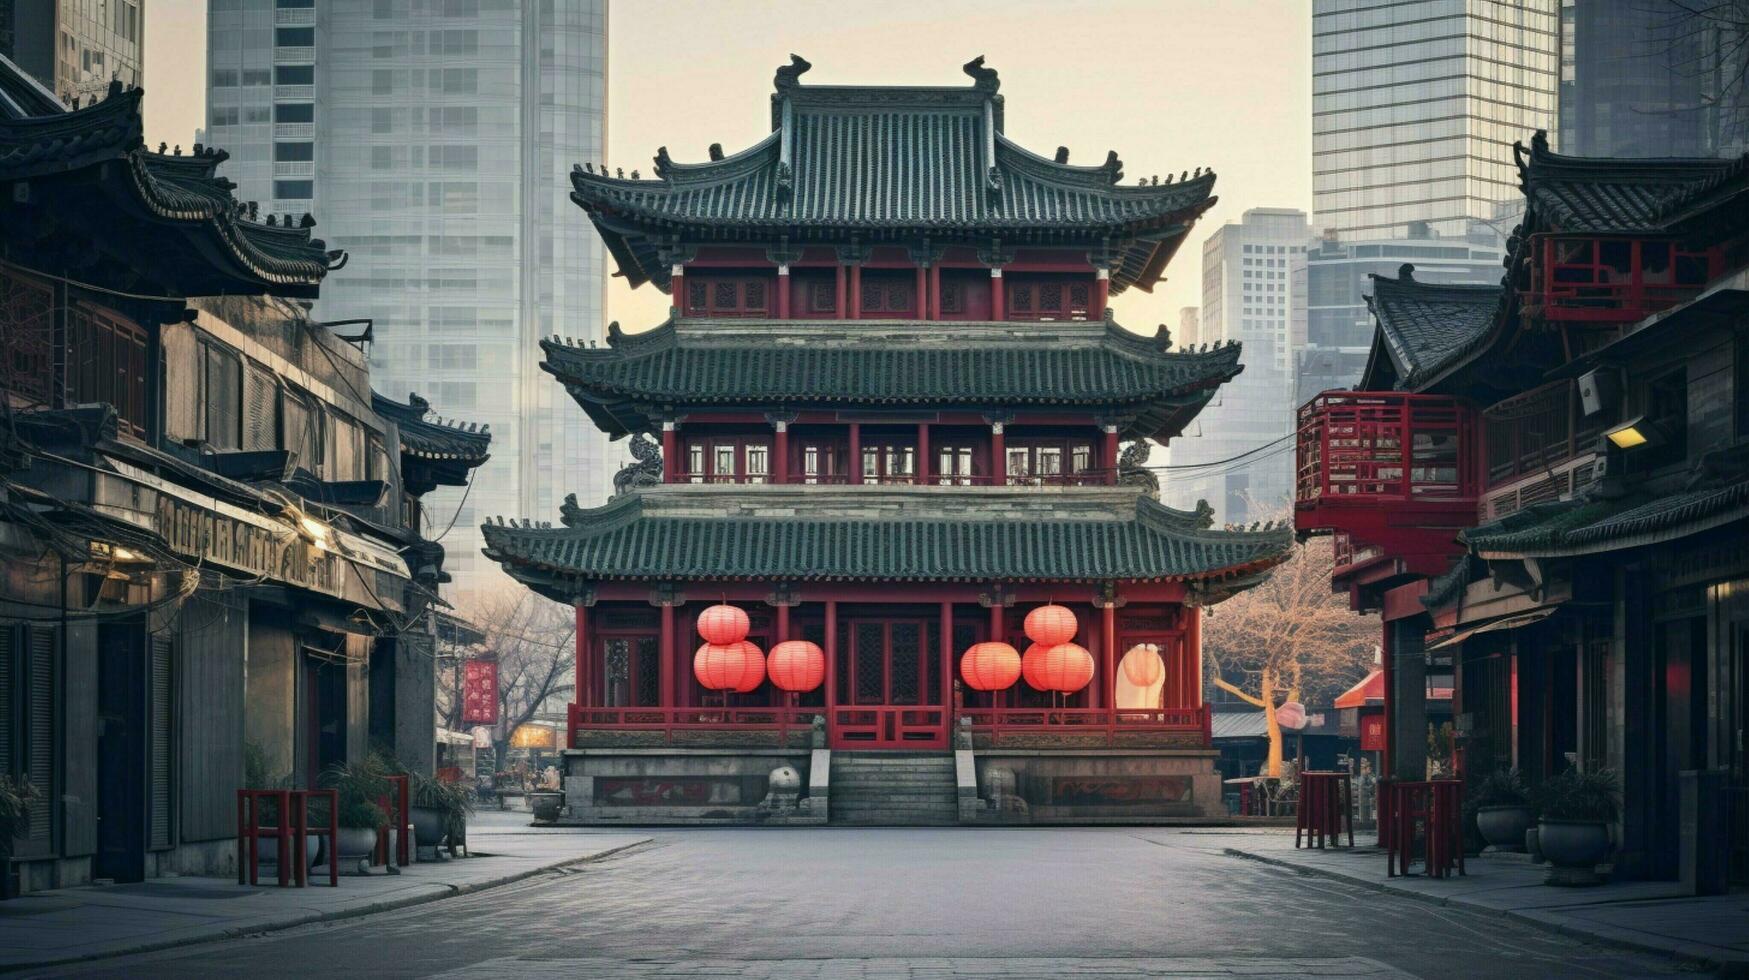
[1023,604,1078,646]
[1023,642,1095,693]
[960,641,1021,691]
[1120,645,1165,687]
[694,641,761,692]
[730,640,766,693]
[767,640,824,693]
[696,604,750,646]
[1275,700,1307,731]
[1020,642,1049,690]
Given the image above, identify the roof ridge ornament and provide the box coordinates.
[774,54,811,92]
[962,55,1000,94]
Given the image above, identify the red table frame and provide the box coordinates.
[237,788,340,887]
[375,774,411,868]
[1384,779,1466,878]
[1296,771,1355,849]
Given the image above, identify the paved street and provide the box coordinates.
[29,828,1688,979]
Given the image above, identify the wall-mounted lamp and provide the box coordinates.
[1604,416,1665,450]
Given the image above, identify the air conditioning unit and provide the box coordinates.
[1578,368,1619,417]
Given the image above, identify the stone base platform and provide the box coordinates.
[552,747,828,826]
[962,748,1225,823]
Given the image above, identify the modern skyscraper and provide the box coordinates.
[1558,0,1748,158]
[1176,306,1200,349]
[1296,223,1506,404]
[0,0,143,105]
[1312,0,1560,241]
[206,0,611,596]
[1165,208,1310,525]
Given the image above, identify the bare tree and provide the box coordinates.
[1628,0,1749,151]
[1203,532,1378,778]
[440,590,575,770]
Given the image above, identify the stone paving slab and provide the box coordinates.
[434,956,1413,979]
[0,823,649,971]
[1216,830,1747,970]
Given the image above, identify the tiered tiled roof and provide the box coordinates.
[481,485,1292,601]
[0,56,343,297]
[1358,265,1505,391]
[543,318,1243,441]
[371,391,492,495]
[1464,469,1749,559]
[1515,130,1748,234]
[570,57,1216,293]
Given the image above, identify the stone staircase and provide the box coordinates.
[829,752,959,825]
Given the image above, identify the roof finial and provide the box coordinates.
[962,55,1000,93]
[1054,146,1069,164]
[653,146,671,176]
[709,143,724,161]
[774,54,812,91]
[1398,263,1415,282]
[616,167,624,178]
[630,169,640,179]
[158,141,167,153]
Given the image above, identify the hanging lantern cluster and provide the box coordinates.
[693,603,764,693]
[768,639,826,693]
[960,604,1096,694]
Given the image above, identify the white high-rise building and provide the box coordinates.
[206,0,611,597]
[1312,0,1560,241]
[1165,208,1310,525]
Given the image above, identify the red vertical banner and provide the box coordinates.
[462,659,500,725]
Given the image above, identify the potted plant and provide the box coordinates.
[1534,768,1619,886]
[1469,768,1534,852]
[323,762,391,860]
[0,777,39,900]
[409,771,472,851]
[243,742,321,869]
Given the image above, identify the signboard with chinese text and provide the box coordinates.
[462,659,499,725]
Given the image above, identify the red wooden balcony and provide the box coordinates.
[1295,391,1479,555]
[1527,236,1722,323]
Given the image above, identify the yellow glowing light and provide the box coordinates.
[299,516,329,541]
[112,547,143,562]
[1605,424,1648,449]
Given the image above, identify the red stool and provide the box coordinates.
[236,789,293,887]
[292,789,340,887]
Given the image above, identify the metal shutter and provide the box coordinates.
[148,635,173,850]
[242,364,279,452]
[25,626,53,845]
[0,629,11,779]
[203,344,241,450]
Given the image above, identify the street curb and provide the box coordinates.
[1221,846,1748,974]
[1,838,652,974]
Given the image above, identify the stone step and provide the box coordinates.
[830,772,957,783]
[833,793,957,804]
[834,762,955,771]
[831,811,958,826]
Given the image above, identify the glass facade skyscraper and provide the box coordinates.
[1312,0,1560,241]
[0,0,143,105]
[207,0,611,597]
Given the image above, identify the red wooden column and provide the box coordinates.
[928,264,942,319]
[1185,606,1203,709]
[988,601,1007,709]
[1102,425,1119,485]
[776,265,791,319]
[914,265,927,320]
[824,600,839,737]
[670,265,686,318]
[848,264,862,321]
[659,602,676,713]
[847,422,862,485]
[1102,600,1117,713]
[917,423,930,486]
[1379,621,1393,781]
[1093,267,1110,318]
[834,265,847,319]
[990,422,1006,486]
[773,419,790,484]
[573,600,591,708]
[990,267,1005,320]
[661,421,678,483]
[777,602,791,642]
[938,600,953,716]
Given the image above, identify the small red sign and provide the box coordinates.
[1360,711,1385,751]
[462,659,499,725]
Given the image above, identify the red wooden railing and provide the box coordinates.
[569,705,814,746]
[676,470,1118,488]
[1296,391,1478,509]
[831,706,948,748]
[1530,237,1721,323]
[960,704,1210,747]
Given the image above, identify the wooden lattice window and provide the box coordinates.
[67,301,148,440]
[1005,275,1095,321]
[938,279,964,314]
[808,281,836,314]
[1,269,54,409]
[685,275,772,317]
[858,273,915,316]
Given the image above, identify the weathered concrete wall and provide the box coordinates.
[245,609,298,785]
[970,749,1224,822]
[394,632,437,774]
[560,748,820,825]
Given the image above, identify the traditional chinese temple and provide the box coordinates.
[482,57,1293,825]
[1295,132,1749,883]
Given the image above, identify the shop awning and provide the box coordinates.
[1425,607,1557,651]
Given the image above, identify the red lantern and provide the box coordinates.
[696,603,750,645]
[1120,644,1165,687]
[1023,604,1078,646]
[960,641,1021,691]
[731,640,766,693]
[694,641,762,692]
[767,640,824,693]
[1024,641,1095,693]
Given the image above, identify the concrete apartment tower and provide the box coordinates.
[205,0,611,598]
[1164,207,1311,525]
[1312,0,1560,241]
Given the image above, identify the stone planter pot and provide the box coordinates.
[1475,804,1534,852]
[1538,819,1611,885]
[256,832,323,868]
[1525,826,1545,863]
[409,806,448,847]
[337,826,380,859]
[530,792,563,823]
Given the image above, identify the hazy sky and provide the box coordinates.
[143,0,1312,328]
